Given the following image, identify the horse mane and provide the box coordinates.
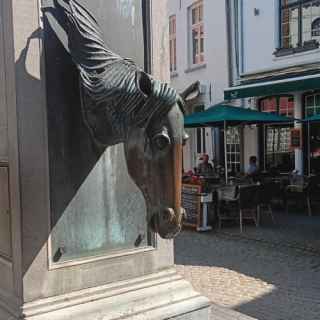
[65,0,178,139]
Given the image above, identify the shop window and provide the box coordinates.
[309,124,320,174]
[279,96,294,116]
[266,127,291,155]
[260,97,277,113]
[260,96,294,172]
[278,0,320,53]
[265,126,294,172]
[260,95,294,116]
[188,1,204,65]
[169,15,177,72]
[306,92,320,174]
[305,92,320,116]
[226,127,241,174]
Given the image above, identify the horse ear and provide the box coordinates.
[180,81,200,102]
[136,71,153,97]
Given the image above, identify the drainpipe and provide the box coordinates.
[225,0,233,87]
[239,0,244,75]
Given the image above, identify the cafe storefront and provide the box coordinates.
[224,73,320,175]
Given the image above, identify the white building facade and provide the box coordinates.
[226,0,320,175]
[168,0,229,172]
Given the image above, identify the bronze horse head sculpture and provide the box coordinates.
[54,0,196,239]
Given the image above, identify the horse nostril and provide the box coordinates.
[162,208,175,223]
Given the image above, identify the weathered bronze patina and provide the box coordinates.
[54,0,191,239]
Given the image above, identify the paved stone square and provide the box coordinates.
[174,214,320,320]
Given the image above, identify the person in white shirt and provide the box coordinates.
[246,156,258,176]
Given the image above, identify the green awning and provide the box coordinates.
[184,104,294,128]
[304,114,320,122]
[224,74,320,100]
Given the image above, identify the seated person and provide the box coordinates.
[196,154,213,176]
[246,156,259,177]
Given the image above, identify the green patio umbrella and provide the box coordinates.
[184,104,295,182]
[184,104,294,128]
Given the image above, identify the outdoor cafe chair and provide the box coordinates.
[238,184,260,233]
[217,184,260,233]
[217,185,239,230]
[258,181,277,225]
[284,174,320,216]
[284,174,308,215]
[305,175,320,216]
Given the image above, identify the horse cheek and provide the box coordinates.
[124,131,152,198]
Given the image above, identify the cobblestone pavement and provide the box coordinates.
[220,212,320,255]
[174,219,320,320]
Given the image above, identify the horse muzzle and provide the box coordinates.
[149,207,185,239]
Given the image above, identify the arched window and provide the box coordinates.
[280,0,320,49]
[312,17,320,37]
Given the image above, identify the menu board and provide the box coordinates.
[182,184,201,228]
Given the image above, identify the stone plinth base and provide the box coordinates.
[2,269,210,320]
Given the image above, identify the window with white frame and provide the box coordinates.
[312,17,320,37]
[196,128,206,154]
[169,15,177,72]
[194,105,206,155]
[305,91,320,116]
[280,0,320,49]
[226,127,241,174]
[189,1,204,65]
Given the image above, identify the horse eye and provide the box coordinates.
[152,131,171,150]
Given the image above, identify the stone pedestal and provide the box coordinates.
[0,0,210,319]
[20,270,210,320]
